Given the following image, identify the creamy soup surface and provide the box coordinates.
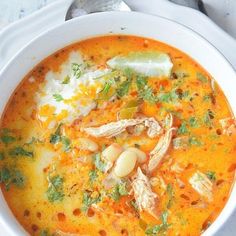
[0,35,236,236]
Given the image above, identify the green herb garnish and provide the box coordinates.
[46,175,64,202]
[89,170,98,183]
[166,183,174,209]
[39,229,50,236]
[53,94,63,102]
[0,152,4,160]
[62,75,70,84]
[1,135,16,144]
[110,182,128,201]
[0,129,16,144]
[61,136,71,152]
[0,167,25,191]
[158,90,179,103]
[206,171,216,181]
[92,153,106,172]
[189,117,199,128]
[50,123,63,144]
[9,146,33,158]
[177,122,189,135]
[197,72,208,83]
[98,78,115,99]
[136,75,148,90]
[188,136,203,146]
[81,191,101,212]
[72,63,82,79]
[138,86,158,103]
[203,109,215,127]
[145,211,171,235]
[116,78,132,97]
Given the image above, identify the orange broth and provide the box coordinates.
[0,35,235,236]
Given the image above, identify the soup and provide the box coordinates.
[0,35,236,236]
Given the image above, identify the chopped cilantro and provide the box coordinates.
[40,229,50,236]
[123,68,133,79]
[92,153,106,172]
[89,170,98,183]
[182,90,190,99]
[197,72,208,83]
[206,171,216,181]
[110,182,128,201]
[62,75,70,84]
[135,74,158,103]
[12,170,25,188]
[166,183,174,209]
[53,94,63,102]
[72,63,82,79]
[9,146,33,158]
[46,175,64,202]
[138,86,158,103]
[1,135,16,144]
[158,90,179,103]
[136,75,148,90]
[0,152,4,160]
[203,109,215,127]
[189,117,199,128]
[0,128,16,144]
[116,78,132,97]
[61,136,71,152]
[81,191,101,212]
[50,124,71,152]
[188,136,203,146]
[177,122,189,135]
[0,167,25,190]
[99,78,114,97]
[203,94,211,102]
[50,123,62,144]
[145,211,171,235]
[101,82,112,94]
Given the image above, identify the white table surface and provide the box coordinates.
[0,0,235,38]
[0,1,235,236]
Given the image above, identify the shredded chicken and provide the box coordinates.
[148,127,176,173]
[132,168,158,218]
[189,171,213,201]
[83,117,162,138]
[144,117,163,138]
[219,117,236,135]
[171,163,184,174]
[164,113,173,129]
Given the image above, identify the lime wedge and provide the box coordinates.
[107,51,173,77]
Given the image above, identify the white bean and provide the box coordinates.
[77,138,98,152]
[127,147,147,163]
[102,143,123,163]
[114,150,137,177]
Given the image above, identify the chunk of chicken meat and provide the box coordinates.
[148,127,176,173]
[83,117,162,138]
[189,171,213,201]
[131,168,158,219]
[219,117,236,136]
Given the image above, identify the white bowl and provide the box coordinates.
[0,11,235,236]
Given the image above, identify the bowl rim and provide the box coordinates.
[0,11,235,236]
